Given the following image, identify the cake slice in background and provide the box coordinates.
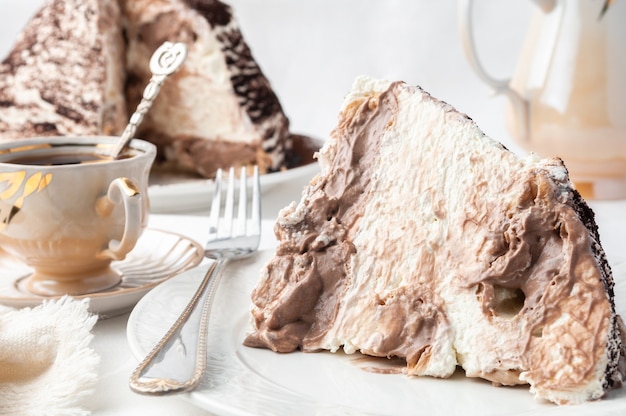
[0,0,127,139]
[245,76,626,405]
[122,0,292,178]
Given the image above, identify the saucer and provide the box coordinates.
[0,229,204,318]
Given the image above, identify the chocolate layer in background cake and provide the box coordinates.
[244,76,626,405]
[0,0,293,179]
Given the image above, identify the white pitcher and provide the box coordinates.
[459,0,626,199]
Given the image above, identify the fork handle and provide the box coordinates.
[129,258,229,394]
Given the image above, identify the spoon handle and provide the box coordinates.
[110,42,187,159]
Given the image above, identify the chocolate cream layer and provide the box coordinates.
[245,76,626,405]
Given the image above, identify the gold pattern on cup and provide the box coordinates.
[0,170,52,230]
[118,177,141,197]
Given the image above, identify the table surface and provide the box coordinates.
[2,1,625,415]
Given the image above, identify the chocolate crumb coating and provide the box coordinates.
[0,0,127,139]
[569,189,626,392]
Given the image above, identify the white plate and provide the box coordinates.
[127,248,626,415]
[148,135,322,213]
[0,229,204,318]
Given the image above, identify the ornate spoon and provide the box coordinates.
[110,41,187,159]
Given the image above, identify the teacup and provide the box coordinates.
[0,136,156,296]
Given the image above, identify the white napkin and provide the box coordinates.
[0,297,99,416]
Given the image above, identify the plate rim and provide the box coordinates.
[147,135,323,213]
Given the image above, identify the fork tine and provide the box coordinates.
[223,166,236,238]
[235,166,247,237]
[208,168,222,235]
[209,166,259,242]
[251,165,260,236]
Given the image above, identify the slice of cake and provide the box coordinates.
[244,76,626,405]
[0,0,127,139]
[122,0,292,178]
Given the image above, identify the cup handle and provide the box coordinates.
[457,0,529,140]
[96,177,143,261]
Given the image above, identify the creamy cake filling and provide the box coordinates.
[245,77,626,405]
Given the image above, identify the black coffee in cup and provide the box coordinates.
[7,152,113,166]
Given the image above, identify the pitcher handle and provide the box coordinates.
[96,177,143,261]
[458,0,529,140]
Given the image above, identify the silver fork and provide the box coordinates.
[129,166,261,395]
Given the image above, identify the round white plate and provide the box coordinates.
[127,249,626,416]
[148,135,322,213]
[0,229,204,318]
